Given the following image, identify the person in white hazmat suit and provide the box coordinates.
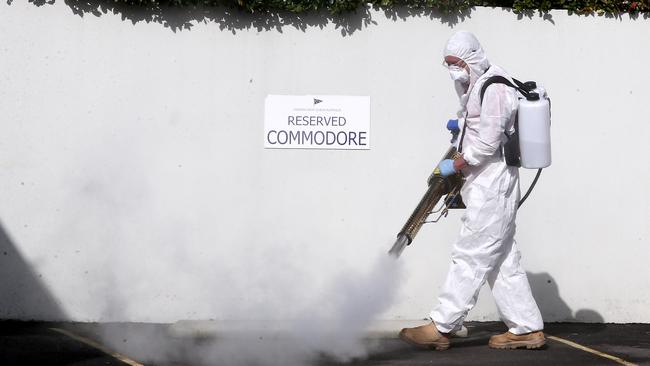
[399,31,545,351]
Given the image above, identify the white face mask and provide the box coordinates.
[449,65,470,85]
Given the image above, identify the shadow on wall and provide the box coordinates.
[0,221,66,321]
[527,271,604,323]
[15,0,499,34]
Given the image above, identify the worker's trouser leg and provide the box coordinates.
[487,239,544,334]
[429,229,543,335]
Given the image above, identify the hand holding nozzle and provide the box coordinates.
[435,156,468,177]
[437,159,456,177]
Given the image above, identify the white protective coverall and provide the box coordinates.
[429,31,544,335]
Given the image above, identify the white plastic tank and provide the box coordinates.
[517,85,551,169]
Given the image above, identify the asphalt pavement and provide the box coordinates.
[1,321,648,366]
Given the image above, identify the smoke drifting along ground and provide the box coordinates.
[96,250,405,366]
[200,252,404,365]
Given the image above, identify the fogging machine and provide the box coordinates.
[388,146,465,258]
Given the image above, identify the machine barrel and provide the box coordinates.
[388,146,462,258]
[388,234,409,258]
[397,175,450,244]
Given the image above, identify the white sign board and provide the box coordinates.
[264,95,370,150]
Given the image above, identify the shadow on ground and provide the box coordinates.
[0,222,66,321]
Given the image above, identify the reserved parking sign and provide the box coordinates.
[264,95,370,150]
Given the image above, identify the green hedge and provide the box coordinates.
[112,0,650,15]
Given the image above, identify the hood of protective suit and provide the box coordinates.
[443,31,491,108]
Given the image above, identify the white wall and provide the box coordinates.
[0,2,648,323]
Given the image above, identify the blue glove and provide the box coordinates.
[446,119,460,133]
[437,159,457,177]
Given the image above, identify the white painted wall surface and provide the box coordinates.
[0,2,648,323]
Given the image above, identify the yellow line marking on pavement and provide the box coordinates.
[50,328,144,366]
[548,335,638,366]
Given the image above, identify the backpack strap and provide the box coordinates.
[460,76,527,154]
[480,76,528,104]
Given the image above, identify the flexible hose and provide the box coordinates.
[518,168,542,209]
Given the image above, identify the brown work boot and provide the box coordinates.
[399,322,450,351]
[488,331,546,350]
